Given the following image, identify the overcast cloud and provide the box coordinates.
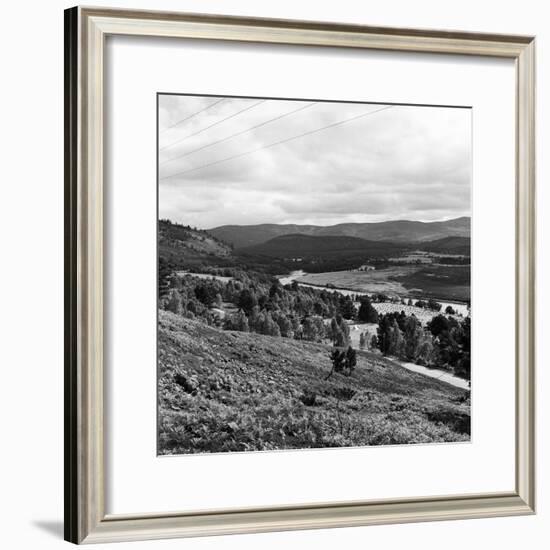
[158,94,471,229]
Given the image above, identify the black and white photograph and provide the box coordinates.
[157,94,472,455]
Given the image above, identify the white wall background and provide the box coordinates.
[0,0,546,548]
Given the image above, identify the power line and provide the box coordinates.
[160,98,225,134]
[160,105,393,181]
[160,102,315,167]
[159,99,267,152]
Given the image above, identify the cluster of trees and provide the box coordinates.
[427,314,471,380]
[161,268,470,381]
[359,331,376,350]
[412,298,443,312]
[326,315,350,347]
[375,312,435,365]
[161,273,362,344]
[366,294,443,313]
[374,311,470,380]
[435,255,470,265]
[326,347,357,379]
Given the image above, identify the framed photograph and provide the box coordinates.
[64,6,535,544]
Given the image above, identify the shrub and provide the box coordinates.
[299,390,317,406]
[174,371,199,395]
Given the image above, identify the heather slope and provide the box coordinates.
[158,311,470,454]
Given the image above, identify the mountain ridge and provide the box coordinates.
[208,217,471,249]
[239,233,405,259]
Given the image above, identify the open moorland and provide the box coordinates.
[159,311,470,454]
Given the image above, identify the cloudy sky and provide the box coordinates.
[158,94,471,229]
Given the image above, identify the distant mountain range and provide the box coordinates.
[240,234,405,259]
[240,234,470,261]
[208,217,471,249]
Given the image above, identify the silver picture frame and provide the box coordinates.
[64,6,536,544]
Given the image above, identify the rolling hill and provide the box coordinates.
[418,236,471,256]
[208,217,471,249]
[239,233,404,259]
[159,219,234,270]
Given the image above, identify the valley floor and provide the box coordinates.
[295,266,470,304]
[158,311,470,455]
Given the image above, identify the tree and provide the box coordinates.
[337,320,350,347]
[313,300,328,317]
[388,320,405,357]
[224,310,249,332]
[326,346,357,379]
[327,316,349,347]
[186,299,198,315]
[344,346,357,376]
[195,284,217,307]
[238,288,257,314]
[158,257,174,298]
[327,317,339,342]
[273,311,294,338]
[454,354,470,381]
[302,316,325,342]
[445,305,456,315]
[403,315,423,361]
[416,332,435,365]
[165,289,182,315]
[370,334,378,350]
[453,317,470,381]
[357,297,379,323]
[326,348,346,380]
[259,311,281,337]
[427,314,450,337]
[376,314,393,355]
[340,296,356,320]
[269,280,283,298]
[427,298,442,312]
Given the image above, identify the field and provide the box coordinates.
[158,311,470,454]
[297,267,411,295]
[396,265,470,302]
[296,264,470,303]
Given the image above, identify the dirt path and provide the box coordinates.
[390,359,470,390]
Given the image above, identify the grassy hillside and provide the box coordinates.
[208,217,471,248]
[158,311,470,454]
